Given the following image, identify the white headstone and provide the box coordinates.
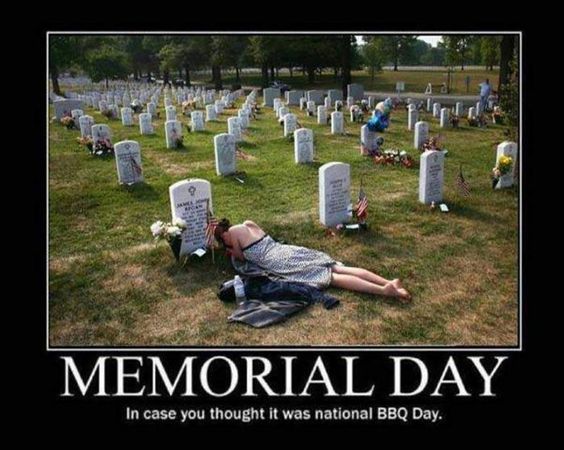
[324,97,331,109]
[121,107,133,126]
[495,141,518,189]
[165,105,177,121]
[214,133,237,176]
[169,179,213,257]
[294,128,314,164]
[455,102,463,117]
[191,111,205,131]
[433,103,441,118]
[71,109,83,127]
[91,124,111,147]
[319,162,351,227]
[408,108,418,131]
[147,102,157,116]
[427,98,432,112]
[440,108,449,128]
[476,101,482,115]
[227,117,242,142]
[78,115,94,137]
[273,98,282,114]
[299,97,307,110]
[139,113,154,135]
[419,150,444,204]
[306,101,316,116]
[114,140,144,185]
[346,96,354,109]
[165,120,183,149]
[317,106,327,125]
[283,113,297,137]
[360,124,379,155]
[331,111,344,135]
[414,121,429,149]
[237,110,249,129]
[468,107,476,119]
[206,104,217,121]
[278,106,289,119]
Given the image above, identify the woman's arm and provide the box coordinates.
[229,227,246,261]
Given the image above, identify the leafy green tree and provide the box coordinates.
[380,35,418,71]
[442,35,475,70]
[481,36,501,71]
[84,45,129,88]
[361,36,385,81]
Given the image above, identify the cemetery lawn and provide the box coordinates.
[49,100,518,347]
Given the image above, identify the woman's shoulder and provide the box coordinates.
[242,220,260,228]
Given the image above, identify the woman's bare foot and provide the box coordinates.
[392,278,404,289]
[384,281,412,302]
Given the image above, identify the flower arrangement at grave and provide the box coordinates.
[492,106,504,124]
[60,115,76,130]
[351,106,364,123]
[373,149,414,168]
[468,113,488,128]
[130,102,143,114]
[76,136,93,152]
[420,136,443,153]
[492,155,513,188]
[92,138,114,156]
[150,218,187,261]
[449,115,460,128]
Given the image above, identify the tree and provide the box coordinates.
[380,35,418,71]
[361,36,384,82]
[481,36,501,71]
[340,35,353,99]
[498,35,517,106]
[84,45,129,88]
[49,35,89,95]
[442,35,475,70]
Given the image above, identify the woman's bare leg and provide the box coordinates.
[330,273,399,297]
[332,264,391,286]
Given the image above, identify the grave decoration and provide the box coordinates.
[367,98,393,132]
[449,115,460,128]
[130,102,143,114]
[373,149,414,168]
[492,106,504,124]
[352,180,368,230]
[468,114,487,127]
[420,136,444,153]
[76,136,93,152]
[150,218,188,262]
[91,137,114,156]
[492,155,514,189]
[60,115,76,130]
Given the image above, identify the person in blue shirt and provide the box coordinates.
[479,79,492,113]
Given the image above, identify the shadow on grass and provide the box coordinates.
[446,199,498,222]
[120,182,160,202]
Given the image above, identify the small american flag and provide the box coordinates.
[456,165,471,196]
[129,156,142,176]
[205,206,218,249]
[356,182,368,221]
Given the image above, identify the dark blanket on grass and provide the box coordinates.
[227,259,340,328]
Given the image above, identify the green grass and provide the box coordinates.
[193,68,499,95]
[49,94,518,346]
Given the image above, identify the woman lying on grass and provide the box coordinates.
[214,219,411,301]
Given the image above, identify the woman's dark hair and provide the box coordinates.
[214,218,231,245]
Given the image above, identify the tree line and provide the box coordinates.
[50,34,517,101]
